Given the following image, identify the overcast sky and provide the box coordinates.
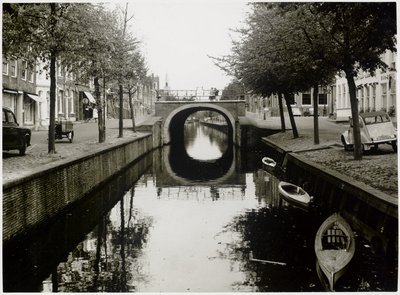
[124,2,249,91]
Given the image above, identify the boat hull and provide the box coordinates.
[278,181,310,211]
[315,213,355,291]
[262,157,276,170]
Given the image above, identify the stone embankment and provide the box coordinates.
[266,130,398,198]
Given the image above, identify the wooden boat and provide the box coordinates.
[315,213,355,292]
[278,181,311,211]
[262,157,277,169]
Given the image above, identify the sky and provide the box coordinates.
[123,2,249,91]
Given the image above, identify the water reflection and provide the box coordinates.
[3,123,397,292]
[168,122,234,183]
[184,122,228,160]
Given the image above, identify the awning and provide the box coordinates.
[3,89,18,94]
[83,91,96,103]
[27,93,45,103]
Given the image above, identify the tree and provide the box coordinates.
[220,79,246,100]
[296,3,397,159]
[123,49,148,133]
[68,4,122,143]
[3,3,106,152]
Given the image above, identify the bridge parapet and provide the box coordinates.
[155,100,246,119]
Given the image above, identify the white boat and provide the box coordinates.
[278,181,311,211]
[315,213,355,291]
[262,157,276,169]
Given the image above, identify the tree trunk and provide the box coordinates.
[313,83,319,145]
[345,70,363,160]
[119,84,123,138]
[48,4,57,154]
[128,86,136,133]
[94,76,105,143]
[48,53,56,153]
[283,92,299,138]
[277,92,286,132]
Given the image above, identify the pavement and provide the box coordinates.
[21,115,154,156]
[246,112,397,152]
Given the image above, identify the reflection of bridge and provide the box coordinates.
[155,100,246,145]
[153,145,246,187]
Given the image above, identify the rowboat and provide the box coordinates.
[262,157,276,169]
[315,213,355,292]
[278,181,311,211]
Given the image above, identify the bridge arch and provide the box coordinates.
[162,103,237,145]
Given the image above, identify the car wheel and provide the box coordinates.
[392,141,397,152]
[19,138,27,156]
[341,136,351,151]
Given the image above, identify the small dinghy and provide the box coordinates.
[262,157,277,169]
[278,181,311,211]
[315,213,355,292]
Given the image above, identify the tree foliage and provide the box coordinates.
[3,3,150,147]
[214,2,396,158]
[220,79,246,100]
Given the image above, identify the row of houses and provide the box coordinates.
[2,57,160,130]
[246,49,397,121]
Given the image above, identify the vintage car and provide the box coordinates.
[291,107,301,116]
[341,111,397,152]
[3,106,31,155]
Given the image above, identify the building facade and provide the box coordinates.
[2,56,41,128]
[3,54,160,127]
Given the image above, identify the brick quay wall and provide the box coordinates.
[3,133,154,243]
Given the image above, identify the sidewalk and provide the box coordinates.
[256,113,397,198]
[2,115,154,181]
[246,113,350,152]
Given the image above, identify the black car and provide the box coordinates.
[3,106,31,155]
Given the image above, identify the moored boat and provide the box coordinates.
[262,157,277,169]
[278,181,311,211]
[315,213,355,291]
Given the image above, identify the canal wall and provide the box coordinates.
[3,151,154,291]
[262,137,398,254]
[200,121,229,133]
[3,133,156,243]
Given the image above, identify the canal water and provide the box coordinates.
[3,122,397,292]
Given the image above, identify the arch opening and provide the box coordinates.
[163,104,236,145]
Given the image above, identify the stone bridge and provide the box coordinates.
[154,100,246,145]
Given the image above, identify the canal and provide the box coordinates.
[3,121,397,292]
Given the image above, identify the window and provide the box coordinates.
[302,93,311,105]
[318,93,327,105]
[3,61,8,75]
[286,93,295,105]
[29,70,33,82]
[22,61,27,80]
[10,60,16,77]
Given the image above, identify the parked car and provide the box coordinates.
[341,111,397,152]
[291,107,301,116]
[308,107,320,116]
[2,107,31,155]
